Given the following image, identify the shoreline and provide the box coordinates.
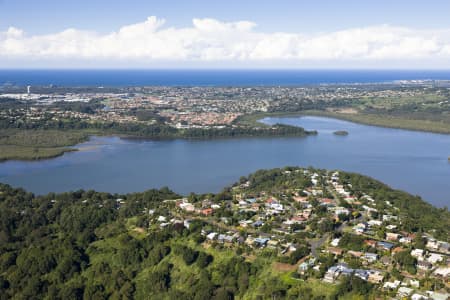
[0,148,75,163]
[299,110,450,135]
[2,110,450,162]
[238,110,450,134]
[0,145,78,163]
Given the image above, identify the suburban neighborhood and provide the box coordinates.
[130,167,450,300]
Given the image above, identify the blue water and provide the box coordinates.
[0,116,449,207]
[1,70,450,86]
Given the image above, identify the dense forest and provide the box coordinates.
[0,183,283,299]
[0,115,316,140]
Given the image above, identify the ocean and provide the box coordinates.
[1,69,450,87]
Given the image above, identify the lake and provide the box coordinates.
[0,116,449,207]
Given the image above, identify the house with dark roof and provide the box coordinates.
[377,241,394,251]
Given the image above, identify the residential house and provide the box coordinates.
[368,270,384,284]
[377,241,394,251]
[382,214,398,222]
[330,238,340,247]
[348,250,363,258]
[397,287,413,298]
[383,280,401,290]
[179,202,195,212]
[427,253,443,264]
[245,236,255,246]
[298,262,309,274]
[411,249,425,259]
[354,269,369,281]
[399,236,413,244]
[368,220,382,227]
[293,196,308,203]
[426,292,450,300]
[202,199,212,208]
[417,260,432,271]
[386,232,401,241]
[252,220,264,228]
[426,239,440,251]
[206,232,218,241]
[183,219,191,229]
[254,237,270,248]
[433,267,450,279]
[409,279,420,288]
[217,234,234,244]
[364,239,377,248]
[438,241,449,253]
[201,208,213,216]
[324,266,340,283]
[267,239,279,249]
[327,247,344,256]
[392,247,404,255]
[353,223,367,234]
[239,220,253,228]
[363,253,378,263]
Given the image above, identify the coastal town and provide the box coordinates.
[1,82,450,129]
[1,83,450,299]
[133,167,450,300]
[2,1,450,299]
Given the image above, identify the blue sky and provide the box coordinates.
[2,0,450,34]
[1,0,450,68]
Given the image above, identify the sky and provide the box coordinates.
[1,0,450,69]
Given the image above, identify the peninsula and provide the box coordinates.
[0,167,448,299]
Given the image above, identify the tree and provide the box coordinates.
[197,252,214,268]
[339,233,365,251]
[83,284,107,300]
[288,246,310,264]
[318,218,334,234]
[334,275,373,297]
[394,251,417,274]
[174,245,199,265]
[413,236,426,249]
[260,277,287,300]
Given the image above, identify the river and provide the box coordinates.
[0,116,449,207]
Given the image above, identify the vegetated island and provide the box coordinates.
[0,124,316,162]
[0,167,448,299]
[0,129,86,162]
[333,130,349,136]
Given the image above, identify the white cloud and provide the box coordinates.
[1,16,450,67]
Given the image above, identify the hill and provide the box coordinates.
[0,167,448,299]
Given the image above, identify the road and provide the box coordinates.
[309,214,364,258]
[310,233,330,258]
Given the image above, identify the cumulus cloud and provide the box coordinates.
[1,16,450,67]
